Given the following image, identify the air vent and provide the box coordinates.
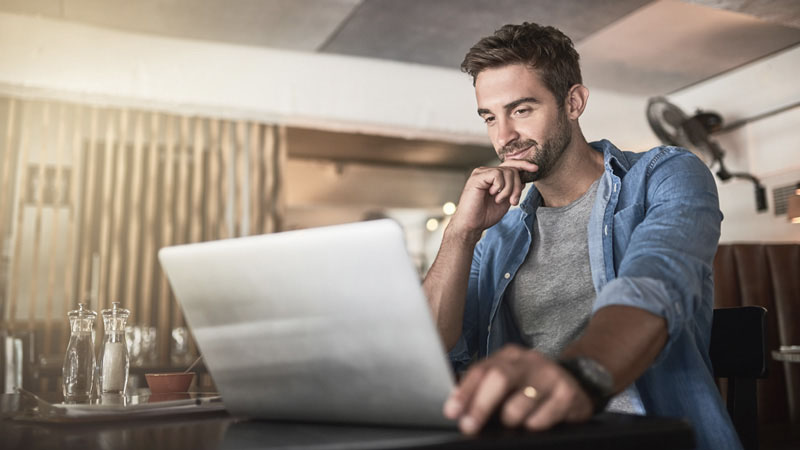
[773,183,800,216]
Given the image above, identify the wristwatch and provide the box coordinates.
[558,356,615,414]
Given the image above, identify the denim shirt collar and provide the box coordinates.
[519,139,630,216]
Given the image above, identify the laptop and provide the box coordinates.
[158,219,457,428]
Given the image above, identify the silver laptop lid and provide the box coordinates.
[158,219,456,428]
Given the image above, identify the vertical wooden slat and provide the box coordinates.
[140,113,160,326]
[123,112,145,316]
[171,116,191,331]
[43,103,67,357]
[261,126,275,234]
[234,121,246,237]
[157,116,176,363]
[206,120,220,240]
[62,107,84,347]
[189,118,205,244]
[97,111,117,313]
[6,103,30,326]
[175,116,190,245]
[185,118,206,363]
[77,108,99,305]
[27,103,51,331]
[219,121,231,239]
[248,122,260,236]
[108,110,129,308]
[275,125,288,232]
[0,99,17,299]
[90,253,100,308]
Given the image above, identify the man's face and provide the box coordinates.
[475,64,572,182]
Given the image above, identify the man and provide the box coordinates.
[422,22,740,450]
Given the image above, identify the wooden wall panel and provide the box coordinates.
[1,98,284,378]
[123,113,146,316]
[27,104,51,332]
[42,104,67,357]
[0,99,17,320]
[77,109,99,307]
[97,115,117,313]
[6,103,31,327]
[140,113,160,327]
[157,116,177,363]
[61,108,83,343]
[108,110,130,312]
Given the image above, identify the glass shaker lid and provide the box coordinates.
[68,302,97,320]
[101,302,130,318]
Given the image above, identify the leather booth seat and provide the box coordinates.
[713,243,800,426]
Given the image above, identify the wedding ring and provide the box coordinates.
[523,386,538,400]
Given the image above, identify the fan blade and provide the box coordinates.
[662,107,686,128]
[646,97,689,147]
[683,116,709,147]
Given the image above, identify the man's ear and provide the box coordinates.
[565,84,589,120]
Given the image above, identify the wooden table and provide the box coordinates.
[1,393,695,450]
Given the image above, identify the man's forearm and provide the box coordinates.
[561,305,668,393]
[423,225,481,351]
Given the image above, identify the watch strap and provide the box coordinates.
[558,357,614,414]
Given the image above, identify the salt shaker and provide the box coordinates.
[62,303,97,400]
[98,302,130,394]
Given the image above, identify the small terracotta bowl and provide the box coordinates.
[145,372,195,394]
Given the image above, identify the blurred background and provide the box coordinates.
[0,0,798,422]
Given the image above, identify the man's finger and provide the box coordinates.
[444,363,487,419]
[498,160,539,173]
[460,367,516,434]
[500,387,546,427]
[523,381,576,431]
[494,169,517,204]
[510,169,523,205]
[488,172,505,195]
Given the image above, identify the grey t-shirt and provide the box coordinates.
[507,179,642,413]
[507,179,598,356]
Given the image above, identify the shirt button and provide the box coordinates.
[487,325,492,333]
[504,273,510,279]
[604,225,608,236]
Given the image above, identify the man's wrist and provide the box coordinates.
[558,356,615,414]
[443,222,483,247]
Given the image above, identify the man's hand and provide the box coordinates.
[423,160,537,350]
[448,161,538,239]
[443,344,593,434]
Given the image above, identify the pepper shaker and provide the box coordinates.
[62,303,97,400]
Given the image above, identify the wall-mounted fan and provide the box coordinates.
[646,97,767,212]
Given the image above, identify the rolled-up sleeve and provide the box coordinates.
[593,150,722,362]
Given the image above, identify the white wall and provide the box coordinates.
[0,12,485,144]
[669,45,800,243]
[581,89,659,152]
[0,11,661,149]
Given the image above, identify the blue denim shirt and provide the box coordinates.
[448,140,741,450]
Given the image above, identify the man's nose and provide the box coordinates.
[495,119,519,149]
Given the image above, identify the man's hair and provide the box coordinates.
[460,22,582,106]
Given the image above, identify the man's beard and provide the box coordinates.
[498,111,572,183]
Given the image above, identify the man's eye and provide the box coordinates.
[483,116,495,124]
[514,108,531,116]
